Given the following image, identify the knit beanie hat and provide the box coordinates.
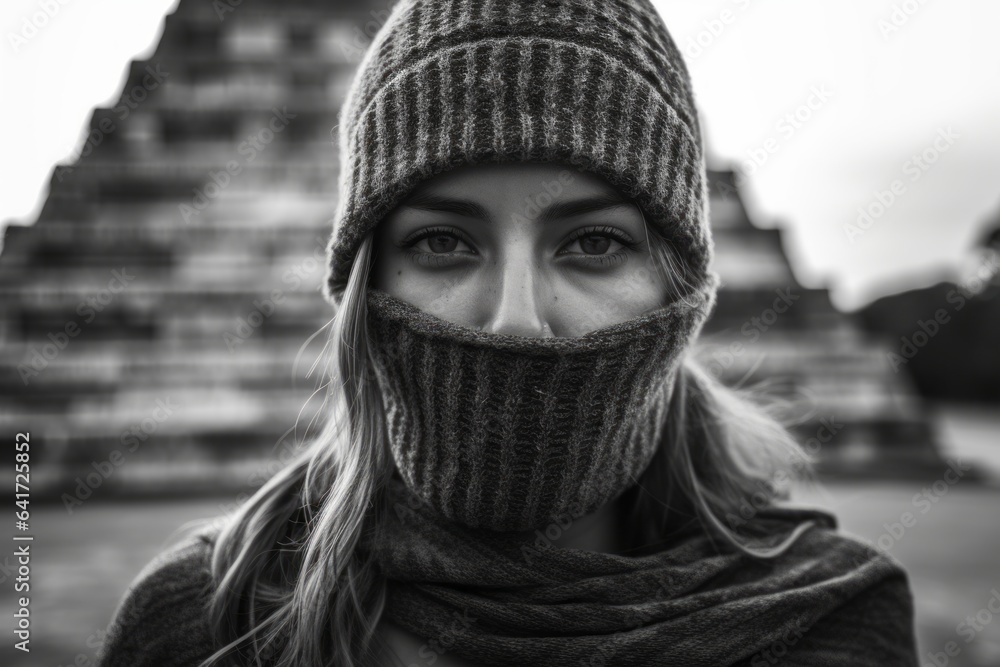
[322,0,713,306]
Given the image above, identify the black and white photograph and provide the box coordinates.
[2,0,999,665]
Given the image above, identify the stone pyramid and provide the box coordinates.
[0,0,950,504]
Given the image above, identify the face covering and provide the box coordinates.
[354,275,917,667]
[364,274,720,533]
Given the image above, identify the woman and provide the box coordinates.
[98,1,920,665]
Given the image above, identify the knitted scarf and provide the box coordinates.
[357,284,909,666]
[363,277,718,533]
[359,474,905,667]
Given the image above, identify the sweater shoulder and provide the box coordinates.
[741,521,920,666]
[97,520,225,667]
[756,564,919,667]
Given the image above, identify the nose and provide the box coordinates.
[480,254,554,338]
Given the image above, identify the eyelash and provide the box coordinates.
[400,225,641,267]
[560,226,643,265]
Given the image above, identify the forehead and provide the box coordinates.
[405,162,624,202]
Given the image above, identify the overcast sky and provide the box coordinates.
[654,0,1000,310]
[3,0,999,310]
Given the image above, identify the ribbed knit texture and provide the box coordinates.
[94,2,926,665]
[97,527,218,667]
[366,274,718,531]
[357,477,922,666]
[97,517,920,667]
[323,0,712,305]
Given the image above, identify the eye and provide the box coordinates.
[559,225,641,267]
[399,226,476,267]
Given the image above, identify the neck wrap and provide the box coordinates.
[365,274,719,533]
[358,473,909,666]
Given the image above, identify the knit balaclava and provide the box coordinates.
[312,6,921,664]
[323,0,719,533]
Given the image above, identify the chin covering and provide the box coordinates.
[365,274,718,533]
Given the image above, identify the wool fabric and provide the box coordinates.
[322,0,713,306]
[366,273,718,532]
[97,517,920,667]
[355,476,921,667]
[93,0,927,665]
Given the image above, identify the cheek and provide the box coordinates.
[370,229,413,292]
[552,276,666,335]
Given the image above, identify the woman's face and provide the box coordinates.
[370,162,669,338]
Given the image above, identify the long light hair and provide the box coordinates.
[182,215,820,667]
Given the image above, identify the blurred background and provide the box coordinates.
[1,0,998,665]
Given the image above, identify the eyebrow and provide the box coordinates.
[400,190,633,224]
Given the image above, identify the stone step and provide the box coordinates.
[45,160,339,199]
